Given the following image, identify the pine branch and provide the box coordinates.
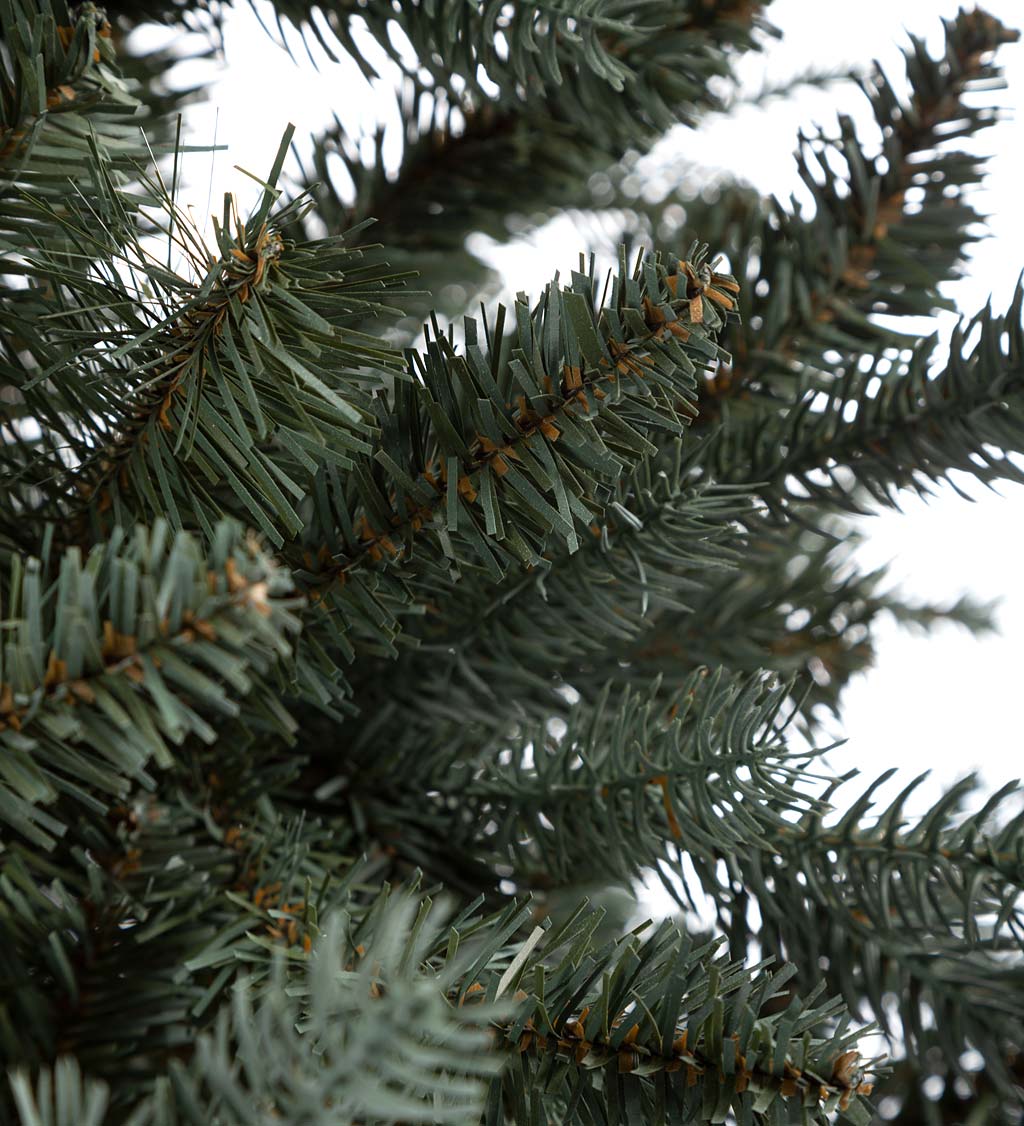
[591,525,997,735]
[169,894,518,1125]
[290,248,740,672]
[485,901,877,1126]
[0,519,299,850]
[336,669,832,910]
[4,884,512,1122]
[114,0,770,131]
[602,8,1017,425]
[442,672,830,894]
[336,0,771,124]
[296,0,770,302]
[708,7,1016,409]
[7,3,1022,1122]
[0,160,406,552]
[698,771,1024,1101]
[1,1,129,184]
[337,474,993,771]
[4,106,745,709]
[0,0,202,255]
[702,281,1024,515]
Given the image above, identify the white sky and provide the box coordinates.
[139,0,1024,826]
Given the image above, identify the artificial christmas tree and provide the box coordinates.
[1,0,1022,1122]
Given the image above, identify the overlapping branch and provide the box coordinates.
[0,750,371,1081]
[336,445,747,753]
[8,886,878,1125]
[337,668,831,908]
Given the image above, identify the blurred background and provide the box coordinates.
[132,0,1024,855]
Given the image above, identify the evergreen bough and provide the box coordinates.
[0,1,1021,1122]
